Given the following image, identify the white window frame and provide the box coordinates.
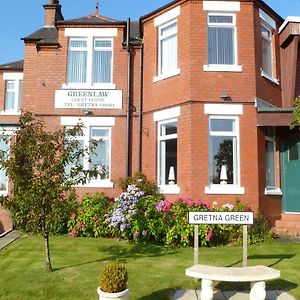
[61,117,114,188]
[2,73,23,115]
[64,36,115,90]
[157,118,180,194]
[154,19,180,82]
[205,115,245,195]
[0,127,16,195]
[264,128,282,195]
[203,12,242,72]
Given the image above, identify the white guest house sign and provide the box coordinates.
[55,89,122,109]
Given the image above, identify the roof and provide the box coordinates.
[57,14,125,26]
[22,27,58,46]
[0,60,24,71]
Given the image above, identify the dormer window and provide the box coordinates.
[67,37,113,85]
[64,28,117,89]
[2,73,23,114]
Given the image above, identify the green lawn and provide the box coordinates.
[0,235,299,299]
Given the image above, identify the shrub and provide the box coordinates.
[99,261,128,293]
[68,192,111,238]
[117,172,161,197]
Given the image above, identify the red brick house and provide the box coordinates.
[0,0,300,235]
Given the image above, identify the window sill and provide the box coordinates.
[158,184,180,194]
[153,68,180,83]
[0,111,21,116]
[261,71,279,85]
[264,187,282,196]
[78,180,114,188]
[205,185,245,195]
[61,83,116,90]
[0,190,8,196]
[203,64,243,72]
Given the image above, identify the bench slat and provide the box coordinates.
[186,264,280,282]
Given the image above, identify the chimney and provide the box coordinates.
[43,0,64,27]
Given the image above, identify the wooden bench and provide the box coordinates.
[185,264,280,300]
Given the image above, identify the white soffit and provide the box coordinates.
[279,16,300,33]
[154,6,180,27]
[204,104,243,115]
[153,106,181,122]
[203,1,240,12]
[65,28,118,37]
[259,9,276,29]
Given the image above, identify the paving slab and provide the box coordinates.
[0,230,22,250]
[172,289,297,300]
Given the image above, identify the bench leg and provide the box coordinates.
[249,281,266,300]
[200,279,213,300]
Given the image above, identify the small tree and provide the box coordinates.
[0,112,101,271]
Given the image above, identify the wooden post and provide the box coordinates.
[243,225,247,267]
[194,225,199,265]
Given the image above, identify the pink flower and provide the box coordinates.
[69,228,77,238]
[93,216,99,223]
[207,230,213,241]
[194,199,202,206]
[163,220,167,225]
[77,222,84,228]
[187,199,194,207]
[71,213,77,219]
[78,207,83,212]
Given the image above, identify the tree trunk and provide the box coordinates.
[44,232,53,271]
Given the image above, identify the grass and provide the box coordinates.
[0,235,299,299]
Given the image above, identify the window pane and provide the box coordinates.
[160,138,177,185]
[209,15,233,24]
[91,128,109,138]
[93,50,112,83]
[262,37,272,76]
[266,140,275,187]
[210,136,235,184]
[67,50,87,83]
[69,40,87,48]
[18,80,23,111]
[160,122,177,136]
[90,140,110,179]
[65,140,84,177]
[0,138,8,191]
[94,40,112,48]
[161,22,177,37]
[208,27,234,64]
[5,82,15,111]
[210,119,234,132]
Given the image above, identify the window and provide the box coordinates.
[208,117,239,186]
[261,24,273,77]
[61,117,114,188]
[158,20,178,76]
[67,37,113,86]
[265,127,281,195]
[2,73,23,114]
[0,137,9,193]
[158,120,179,190]
[207,13,236,65]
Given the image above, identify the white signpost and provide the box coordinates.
[189,211,254,267]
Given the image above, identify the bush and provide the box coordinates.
[99,261,128,293]
[68,192,111,238]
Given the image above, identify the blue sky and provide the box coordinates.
[0,0,299,64]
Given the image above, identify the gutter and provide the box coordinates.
[138,42,144,172]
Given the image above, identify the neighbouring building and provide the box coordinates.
[1,0,300,236]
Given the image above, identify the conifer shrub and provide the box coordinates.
[99,261,128,293]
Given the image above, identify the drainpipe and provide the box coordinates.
[138,42,144,172]
[125,18,131,177]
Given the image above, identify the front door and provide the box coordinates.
[281,139,300,213]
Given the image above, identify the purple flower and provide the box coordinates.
[133,231,140,238]
[142,230,147,237]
